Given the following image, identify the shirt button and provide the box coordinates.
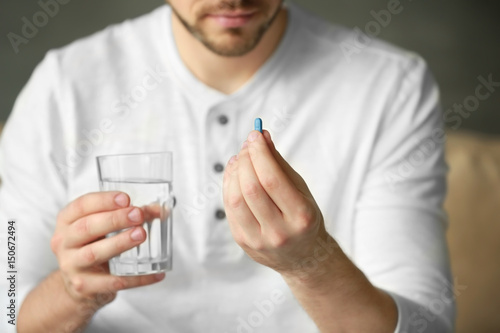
[215,209,226,220]
[218,115,228,125]
[214,163,224,173]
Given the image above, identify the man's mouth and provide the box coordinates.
[205,10,258,28]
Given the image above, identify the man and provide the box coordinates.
[0,0,454,332]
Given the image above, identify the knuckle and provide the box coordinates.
[73,197,85,216]
[81,245,97,266]
[112,277,126,290]
[59,257,72,273]
[261,175,280,191]
[50,233,62,253]
[232,233,246,247]
[227,193,244,209]
[74,217,90,236]
[110,210,122,230]
[65,276,88,303]
[71,199,87,218]
[70,276,84,293]
[241,181,260,198]
[294,205,316,233]
[268,232,288,248]
[114,232,132,253]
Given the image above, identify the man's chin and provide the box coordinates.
[199,42,258,57]
[196,32,262,57]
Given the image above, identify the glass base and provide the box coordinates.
[109,259,172,276]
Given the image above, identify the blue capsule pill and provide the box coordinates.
[254,118,263,133]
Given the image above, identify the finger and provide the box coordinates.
[113,272,165,291]
[262,130,310,192]
[59,191,130,225]
[223,152,261,247]
[69,271,165,298]
[141,203,171,223]
[246,130,306,219]
[223,155,237,196]
[66,207,144,248]
[237,142,286,235]
[72,226,146,269]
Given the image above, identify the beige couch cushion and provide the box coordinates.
[445,131,500,333]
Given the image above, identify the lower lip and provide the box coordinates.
[207,13,256,28]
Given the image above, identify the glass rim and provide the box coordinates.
[96,151,173,161]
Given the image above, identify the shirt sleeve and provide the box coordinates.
[352,56,456,332]
[0,51,67,333]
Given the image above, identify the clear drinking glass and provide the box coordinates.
[96,152,174,275]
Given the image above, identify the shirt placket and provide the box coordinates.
[203,100,242,260]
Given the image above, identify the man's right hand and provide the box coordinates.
[50,191,165,312]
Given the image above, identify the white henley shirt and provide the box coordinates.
[0,3,455,332]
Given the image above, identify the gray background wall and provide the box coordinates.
[1,0,499,134]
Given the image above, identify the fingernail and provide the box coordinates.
[114,193,129,207]
[128,208,142,223]
[241,141,248,149]
[248,131,259,142]
[130,227,144,241]
[229,155,237,165]
[155,273,166,281]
